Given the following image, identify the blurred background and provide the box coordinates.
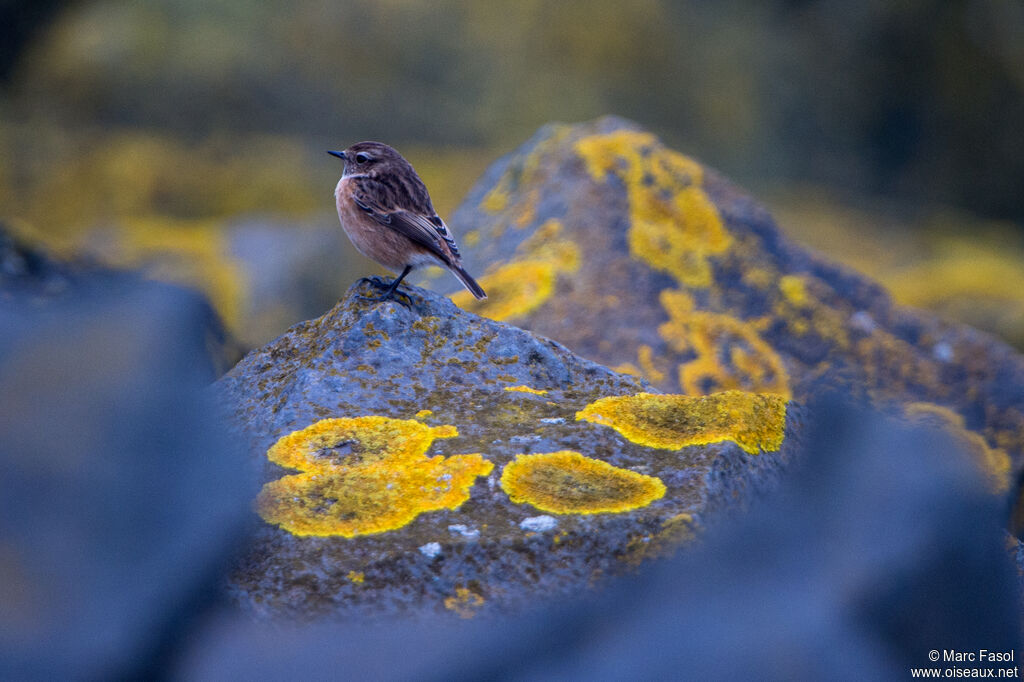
[2,0,1023,348]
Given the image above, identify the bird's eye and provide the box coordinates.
[355,153,370,164]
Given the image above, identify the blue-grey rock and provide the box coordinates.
[0,282,255,681]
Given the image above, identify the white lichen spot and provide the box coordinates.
[540,417,566,425]
[519,515,558,532]
[447,524,481,540]
[418,541,443,559]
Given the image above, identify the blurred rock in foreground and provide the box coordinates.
[0,281,255,680]
[178,399,1019,680]
[216,281,794,617]
[439,116,1024,510]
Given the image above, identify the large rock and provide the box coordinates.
[217,281,795,617]
[436,116,1024,508]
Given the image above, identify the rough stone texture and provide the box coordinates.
[0,281,254,681]
[217,280,794,617]
[434,116,1024,511]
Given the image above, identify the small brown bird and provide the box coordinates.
[328,142,486,303]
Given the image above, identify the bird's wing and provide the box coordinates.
[351,177,460,265]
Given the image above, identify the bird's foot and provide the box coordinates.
[356,278,413,308]
[357,290,413,308]
[357,275,390,290]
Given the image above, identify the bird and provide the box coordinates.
[328,142,486,304]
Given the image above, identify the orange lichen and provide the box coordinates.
[576,391,787,455]
[575,130,731,288]
[257,417,493,537]
[500,450,666,514]
[504,385,549,395]
[451,218,580,321]
[903,403,1011,494]
[658,289,790,397]
[444,586,485,618]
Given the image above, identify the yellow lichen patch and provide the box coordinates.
[659,289,791,397]
[636,344,667,385]
[451,218,581,321]
[451,260,555,321]
[768,271,851,349]
[257,417,493,537]
[576,391,787,455]
[575,130,731,288]
[504,385,549,395]
[903,403,1012,494]
[778,275,808,307]
[480,172,512,213]
[444,586,485,618]
[346,571,365,584]
[500,451,666,514]
[415,409,433,419]
[612,362,643,377]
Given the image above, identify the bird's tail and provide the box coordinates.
[452,265,487,300]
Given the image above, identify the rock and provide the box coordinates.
[178,399,1019,680]
[216,280,796,617]
[0,281,255,680]
[437,116,1024,506]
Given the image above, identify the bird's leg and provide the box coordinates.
[358,265,413,306]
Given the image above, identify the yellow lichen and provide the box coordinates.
[658,289,791,397]
[636,344,667,385]
[257,417,493,537]
[575,130,731,288]
[415,409,433,418]
[611,362,643,377]
[451,260,555,321]
[778,275,808,307]
[504,385,549,395]
[451,218,581,321]
[444,586,485,618]
[500,450,666,514]
[903,403,1011,494]
[347,571,365,584]
[576,391,787,455]
[480,172,512,213]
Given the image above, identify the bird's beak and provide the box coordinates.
[327,150,346,161]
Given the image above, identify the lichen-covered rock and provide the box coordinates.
[436,116,1024,506]
[216,281,795,617]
